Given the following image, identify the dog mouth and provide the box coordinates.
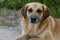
[30,18,39,23]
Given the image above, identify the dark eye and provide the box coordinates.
[28,8,33,12]
[37,9,42,13]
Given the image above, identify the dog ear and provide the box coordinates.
[20,6,28,18]
[42,5,50,20]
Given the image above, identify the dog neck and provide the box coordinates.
[21,16,56,40]
[21,17,49,36]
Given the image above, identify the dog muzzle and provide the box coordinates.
[30,15,40,23]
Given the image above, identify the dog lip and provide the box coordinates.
[30,18,40,23]
[30,21,39,24]
[30,20,37,23]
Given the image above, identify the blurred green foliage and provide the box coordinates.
[0,0,60,18]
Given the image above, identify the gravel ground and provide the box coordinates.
[0,26,21,40]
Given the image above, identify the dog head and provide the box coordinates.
[20,2,50,24]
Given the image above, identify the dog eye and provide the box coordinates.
[37,9,42,13]
[28,8,33,12]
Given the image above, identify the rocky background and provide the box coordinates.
[0,7,22,26]
[0,7,22,40]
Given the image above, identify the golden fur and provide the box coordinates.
[16,2,60,40]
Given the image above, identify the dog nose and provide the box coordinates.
[31,17,36,21]
[30,16,38,23]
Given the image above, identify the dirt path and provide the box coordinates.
[0,26,21,40]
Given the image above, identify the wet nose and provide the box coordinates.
[30,16,38,23]
[31,17,36,21]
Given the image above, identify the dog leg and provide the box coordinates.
[29,37,41,40]
[15,34,30,40]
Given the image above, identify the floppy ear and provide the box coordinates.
[42,5,50,20]
[20,6,28,18]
